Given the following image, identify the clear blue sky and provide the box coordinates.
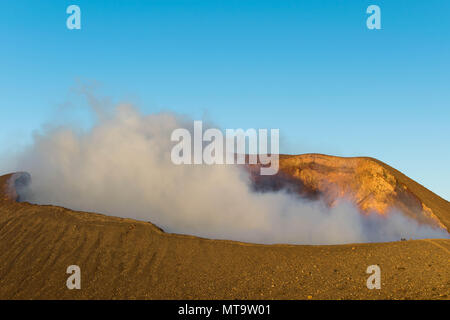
[0,0,449,199]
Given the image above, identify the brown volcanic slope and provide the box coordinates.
[0,154,449,300]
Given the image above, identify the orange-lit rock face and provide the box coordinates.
[281,155,396,214]
[249,154,447,230]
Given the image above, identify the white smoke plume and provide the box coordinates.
[7,102,450,244]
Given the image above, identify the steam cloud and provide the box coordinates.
[6,103,449,244]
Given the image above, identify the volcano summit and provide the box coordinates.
[0,154,449,299]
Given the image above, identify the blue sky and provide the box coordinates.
[0,0,449,199]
